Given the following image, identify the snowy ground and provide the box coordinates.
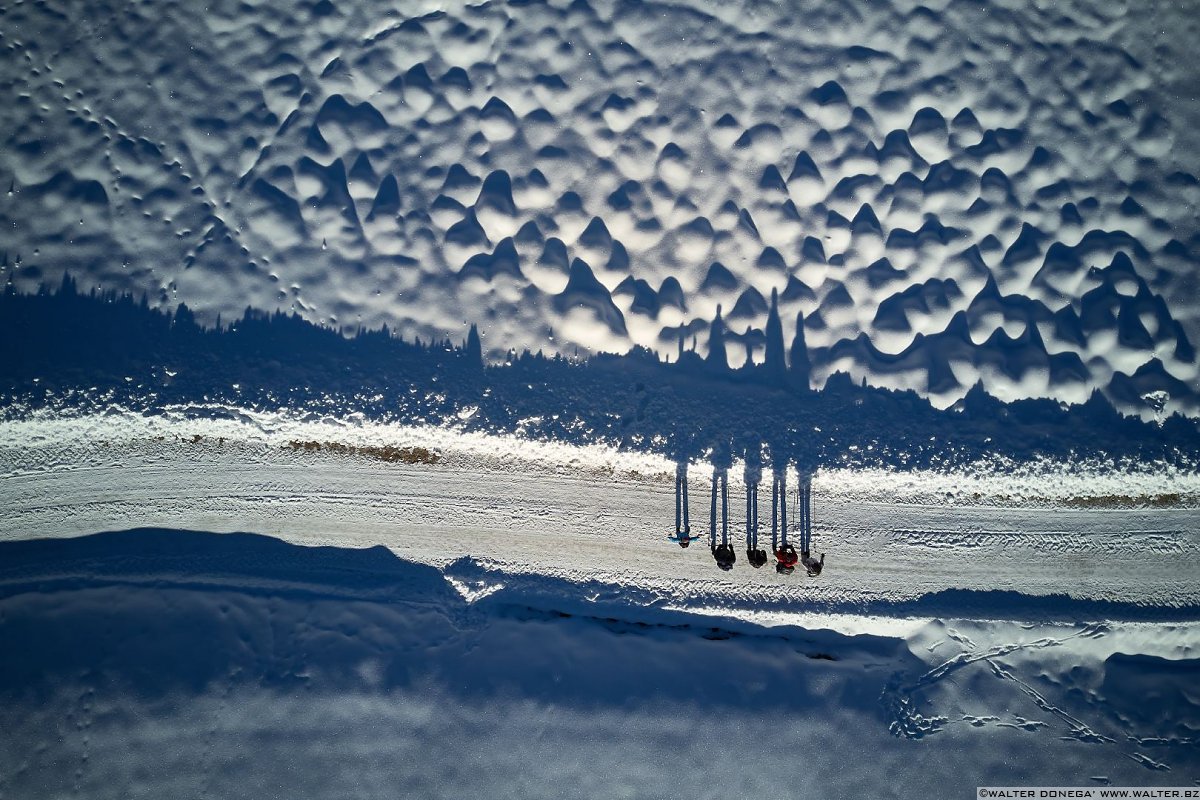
[3,0,1199,792]
[1,410,1198,796]
[3,0,1198,413]
[3,408,1200,617]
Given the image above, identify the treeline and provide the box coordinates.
[1,278,1198,470]
[0,274,478,378]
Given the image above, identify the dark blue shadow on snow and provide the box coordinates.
[1,528,1196,740]
[0,529,920,712]
[1,282,1198,473]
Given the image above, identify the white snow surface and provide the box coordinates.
[2,0,1199,413]
[3,406,1200,614]
[2,410,1199,795]
[5,0,1200,783]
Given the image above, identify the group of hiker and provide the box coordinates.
[668,456,824,577]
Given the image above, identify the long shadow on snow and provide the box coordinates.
[0,528,919,717]
[3,284,1198,472]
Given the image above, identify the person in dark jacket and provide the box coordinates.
[713,541,737,570]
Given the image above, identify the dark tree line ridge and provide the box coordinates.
[2,276,1198,472]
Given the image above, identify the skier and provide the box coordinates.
[797,468,824,576]
[744,455,767,568]
[709,464,736,570]
[667,460,701,548]
[770,459,797,574]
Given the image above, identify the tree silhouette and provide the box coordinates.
[789,311,811,391]
[707,305,728,370]
[764,288,786,382]
[465,323,483,368]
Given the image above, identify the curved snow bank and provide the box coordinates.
[0,529,1196,798]
[0,402,674,482]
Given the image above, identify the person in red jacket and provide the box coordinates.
[774,543,798,574]
[770,458,796,574]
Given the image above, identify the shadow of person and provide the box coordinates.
[709,463,735,571]
[770,454,797,575]
[667,458,701,548]
[744,450,767,568]
[797,467,824,576]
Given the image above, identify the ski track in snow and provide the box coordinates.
[3,408,1200,616]
[885,623,1114,741]
[884,617,1200,772]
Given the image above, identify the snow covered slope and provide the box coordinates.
[0,530,1196,798]
[2,0,1198,412]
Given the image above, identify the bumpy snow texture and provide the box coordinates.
[2,0,1199,415]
